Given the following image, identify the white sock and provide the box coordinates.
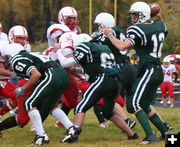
[28,109,45,136]
[52,108,73,129]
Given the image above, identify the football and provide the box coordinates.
[149,3,160,17]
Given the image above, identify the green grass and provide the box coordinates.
[0,107,180,147]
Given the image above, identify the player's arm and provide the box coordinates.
[21,67,41,91]
[100,27,132,51]
[52,43,76,68]
[56,49,77,68]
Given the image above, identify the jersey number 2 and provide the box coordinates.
[150,33,165,58]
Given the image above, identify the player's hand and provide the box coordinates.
[15,87,25,97]
[10,73,20,85]
[100,26,113,37]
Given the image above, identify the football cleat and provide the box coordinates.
[125,118,136,129]
[61,125,81,143]
[140,135,159,144]
[33,133,50,145]
[99,121,109,128]
[9,109,18,117]
[170,104,174,108]
[164,122,173,131]
[128,132,139,140]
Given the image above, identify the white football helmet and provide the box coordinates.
[163,57,170,67]
[129,1,151,24]
[8,25,28,44]
[77,33,92,43]
[73,33,92,48]
[2,43,24,64]
[94,12,115,29]
[58,6,78,30]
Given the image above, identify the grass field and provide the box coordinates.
[0,107,179,147]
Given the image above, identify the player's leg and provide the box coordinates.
[160,82,168,107]
[114,102,136,129]
[126,69,160,144]
[168,82,175,108]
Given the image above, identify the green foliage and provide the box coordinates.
[0,0,179,55]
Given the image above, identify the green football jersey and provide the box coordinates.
[126,19,168,65]
[73,42,119,77]
[96,26,130,64]
[11,51,60,78]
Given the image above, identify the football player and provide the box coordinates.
[92,12,137,129]
[101,1,168,144]
[46,23,70,47]
[44,32,82,128]
[0,41,19,120]
[53,33,139,143]
[0,43,75,145]
[160,57,178,108]
[8,25,31,52]
[58,6,81,34]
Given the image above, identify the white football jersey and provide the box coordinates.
[162,64,176,82]
[46,24,70,47]
[43,47,58,61]
[59,32,78,56]
[24,42,31,52]
[0,32,8,41]
[0,40,10,80]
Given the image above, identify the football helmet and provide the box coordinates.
[94,12,115,29]
[58,6,78,30]
[77,33,92,44]
[129,1,151,24]
[163,57,170,68]
[2,43,24,64]
[73,33,92,47]
[8,25,28,46]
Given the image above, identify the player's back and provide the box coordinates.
[74,42,116,77]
